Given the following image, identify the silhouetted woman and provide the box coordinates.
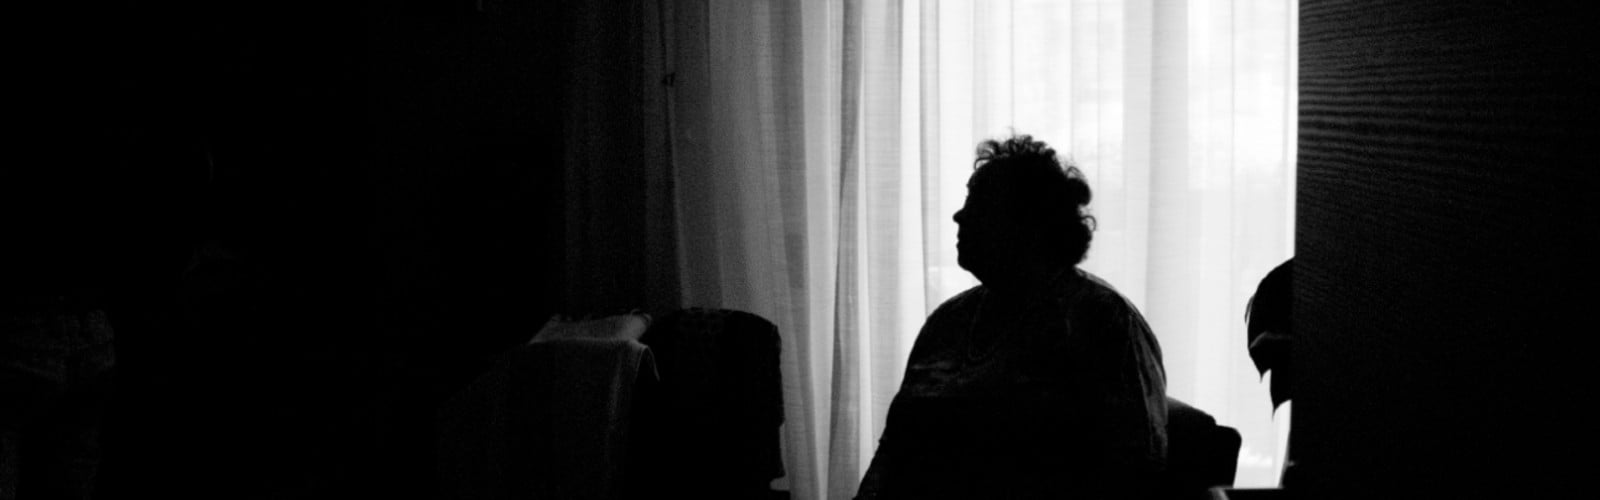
[856,135,1167,500]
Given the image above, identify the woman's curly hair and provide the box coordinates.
[972,134,1097,265]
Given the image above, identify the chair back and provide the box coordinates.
[1165,397,1243,500]
[635,308,786,499]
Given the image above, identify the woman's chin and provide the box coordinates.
[956,259,995,284]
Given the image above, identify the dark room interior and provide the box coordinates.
[5,1,1594,499]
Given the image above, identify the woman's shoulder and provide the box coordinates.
[1062,268,1110,298]
[1065,269,1144,322]
[932,284,986,316]
[913,285,985,344]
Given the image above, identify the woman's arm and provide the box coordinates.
[854,411,894,499]
[1080,297,1169,500]
[855,292,972,499]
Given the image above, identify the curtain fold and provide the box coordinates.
[657,1,1297,497]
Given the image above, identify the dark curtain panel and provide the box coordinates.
[1295,1,1596,498]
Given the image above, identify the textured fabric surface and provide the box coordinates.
[856,270,1167,500]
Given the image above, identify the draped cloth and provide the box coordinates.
[438,318,658,500]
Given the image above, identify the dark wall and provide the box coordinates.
[362,1,568,497]
[1295,1,1595,497]
[366,0,567,395]
[68,1,377,498]
[10,1,570,498]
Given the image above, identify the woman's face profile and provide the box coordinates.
[954,169,1028,282]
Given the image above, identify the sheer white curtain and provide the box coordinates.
[664,1,1296,498]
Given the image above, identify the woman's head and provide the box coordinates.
[954,134,1095,283]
